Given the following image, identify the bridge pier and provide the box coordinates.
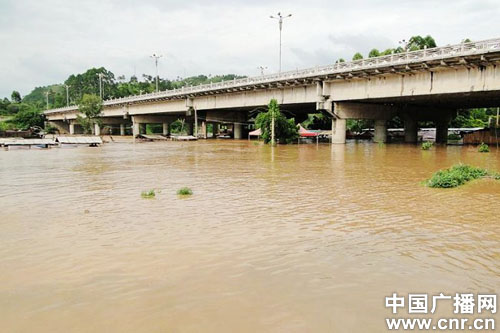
[185,122,193,135]
[234,123,243,139]
[120,124,125,136]
[201,121,207,139]
[162,123,169,136]
[331,118,347,144]
[403,115,418,143]
[373,120,387,143]
[435,113,452,144]
[69,122,75,135]
[212,123,218,138]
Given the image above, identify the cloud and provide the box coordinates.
[0,0,499,98]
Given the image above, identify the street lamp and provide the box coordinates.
[257,66,268,76]
[64,84,71,106]
[270,12,292,73]
[150,53,163,92]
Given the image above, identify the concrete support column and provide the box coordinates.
[120,124,125,136]
[435,118,449,144]
[234,123,243,139]
[140,124,146,135]
[69,122,75,135]
[162,123,169,136]
[373,120,387,143]
[201,121,207,139]
[132,122,140,138]
[212,123,218,138]
[186,122,193,135]
[94,123,101,136]
[404,116,418,143]
[331,118,347,144]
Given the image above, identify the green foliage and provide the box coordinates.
[77,94,102,134]
[0,121,14,131]
[447,133,461,140]
[368,49,380,58]
[301,113,331,130]
[11,91,21,103]
[11,107,44,129]
[141,189,156,198]
[346,119,372,133]
[421,141,433,150]
[177,187,193,196]
[79,94,102,118]
[450,108,497,128]
[352,52,363,61]
[335,58,345,63]
[426,164,489,188]
[407,35,437,50]
[478,142,490,153]
[255,99,298,144]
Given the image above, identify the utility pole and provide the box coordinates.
[270,12,292,73]
[150,53,163,92]
[258,66,268,76]
[96,73,104,99]
[45,91,49,109]
[64,84,70,106]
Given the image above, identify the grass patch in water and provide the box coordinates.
[177,187,193,196]
[426,164,494,188]
[478,142,490,153]
[141,189,156,198]
[421,142,433,150]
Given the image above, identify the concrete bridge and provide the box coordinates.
[44,38,500,143]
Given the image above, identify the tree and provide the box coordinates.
[352,52,364,60]
[11,106,44,129]
[335,58,345,63]
[77,94,102,134]
[11,91,21,103]
[255,99,298,144]
[368,49,380,58]
[407,35,437,51]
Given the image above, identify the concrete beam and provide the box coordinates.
[334,102,397,120]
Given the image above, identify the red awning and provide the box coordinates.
[298,125,318,137]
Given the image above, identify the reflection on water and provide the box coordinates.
[0,141,499,332]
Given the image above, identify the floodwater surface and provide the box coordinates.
[0,140,499,332]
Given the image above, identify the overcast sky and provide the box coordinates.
[1,0,499,98]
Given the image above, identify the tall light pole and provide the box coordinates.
[258,66,268,76]
[270,12,292,73]
[150,53,163,92]
[64,84,70,106]
[96,73,104,99]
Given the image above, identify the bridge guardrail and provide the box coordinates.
[45,37,500,114]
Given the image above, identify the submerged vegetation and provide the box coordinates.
[478,143,490,153]
[255,99,298,144]
[141,189,156,198]
[177,187,193,196]
[426,164,498,188]
[421,142,433,150]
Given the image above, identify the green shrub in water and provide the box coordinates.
[177,187,193,196]
[426,164,489,188]
[141,189,156,198]
[478,142,490,153]
[447,133,461,141]
[421,142,433,150]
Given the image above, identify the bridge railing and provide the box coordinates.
[45,37,500,114]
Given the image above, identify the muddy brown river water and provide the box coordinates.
[0,140,499,332]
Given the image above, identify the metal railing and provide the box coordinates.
[45,37,500,114]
